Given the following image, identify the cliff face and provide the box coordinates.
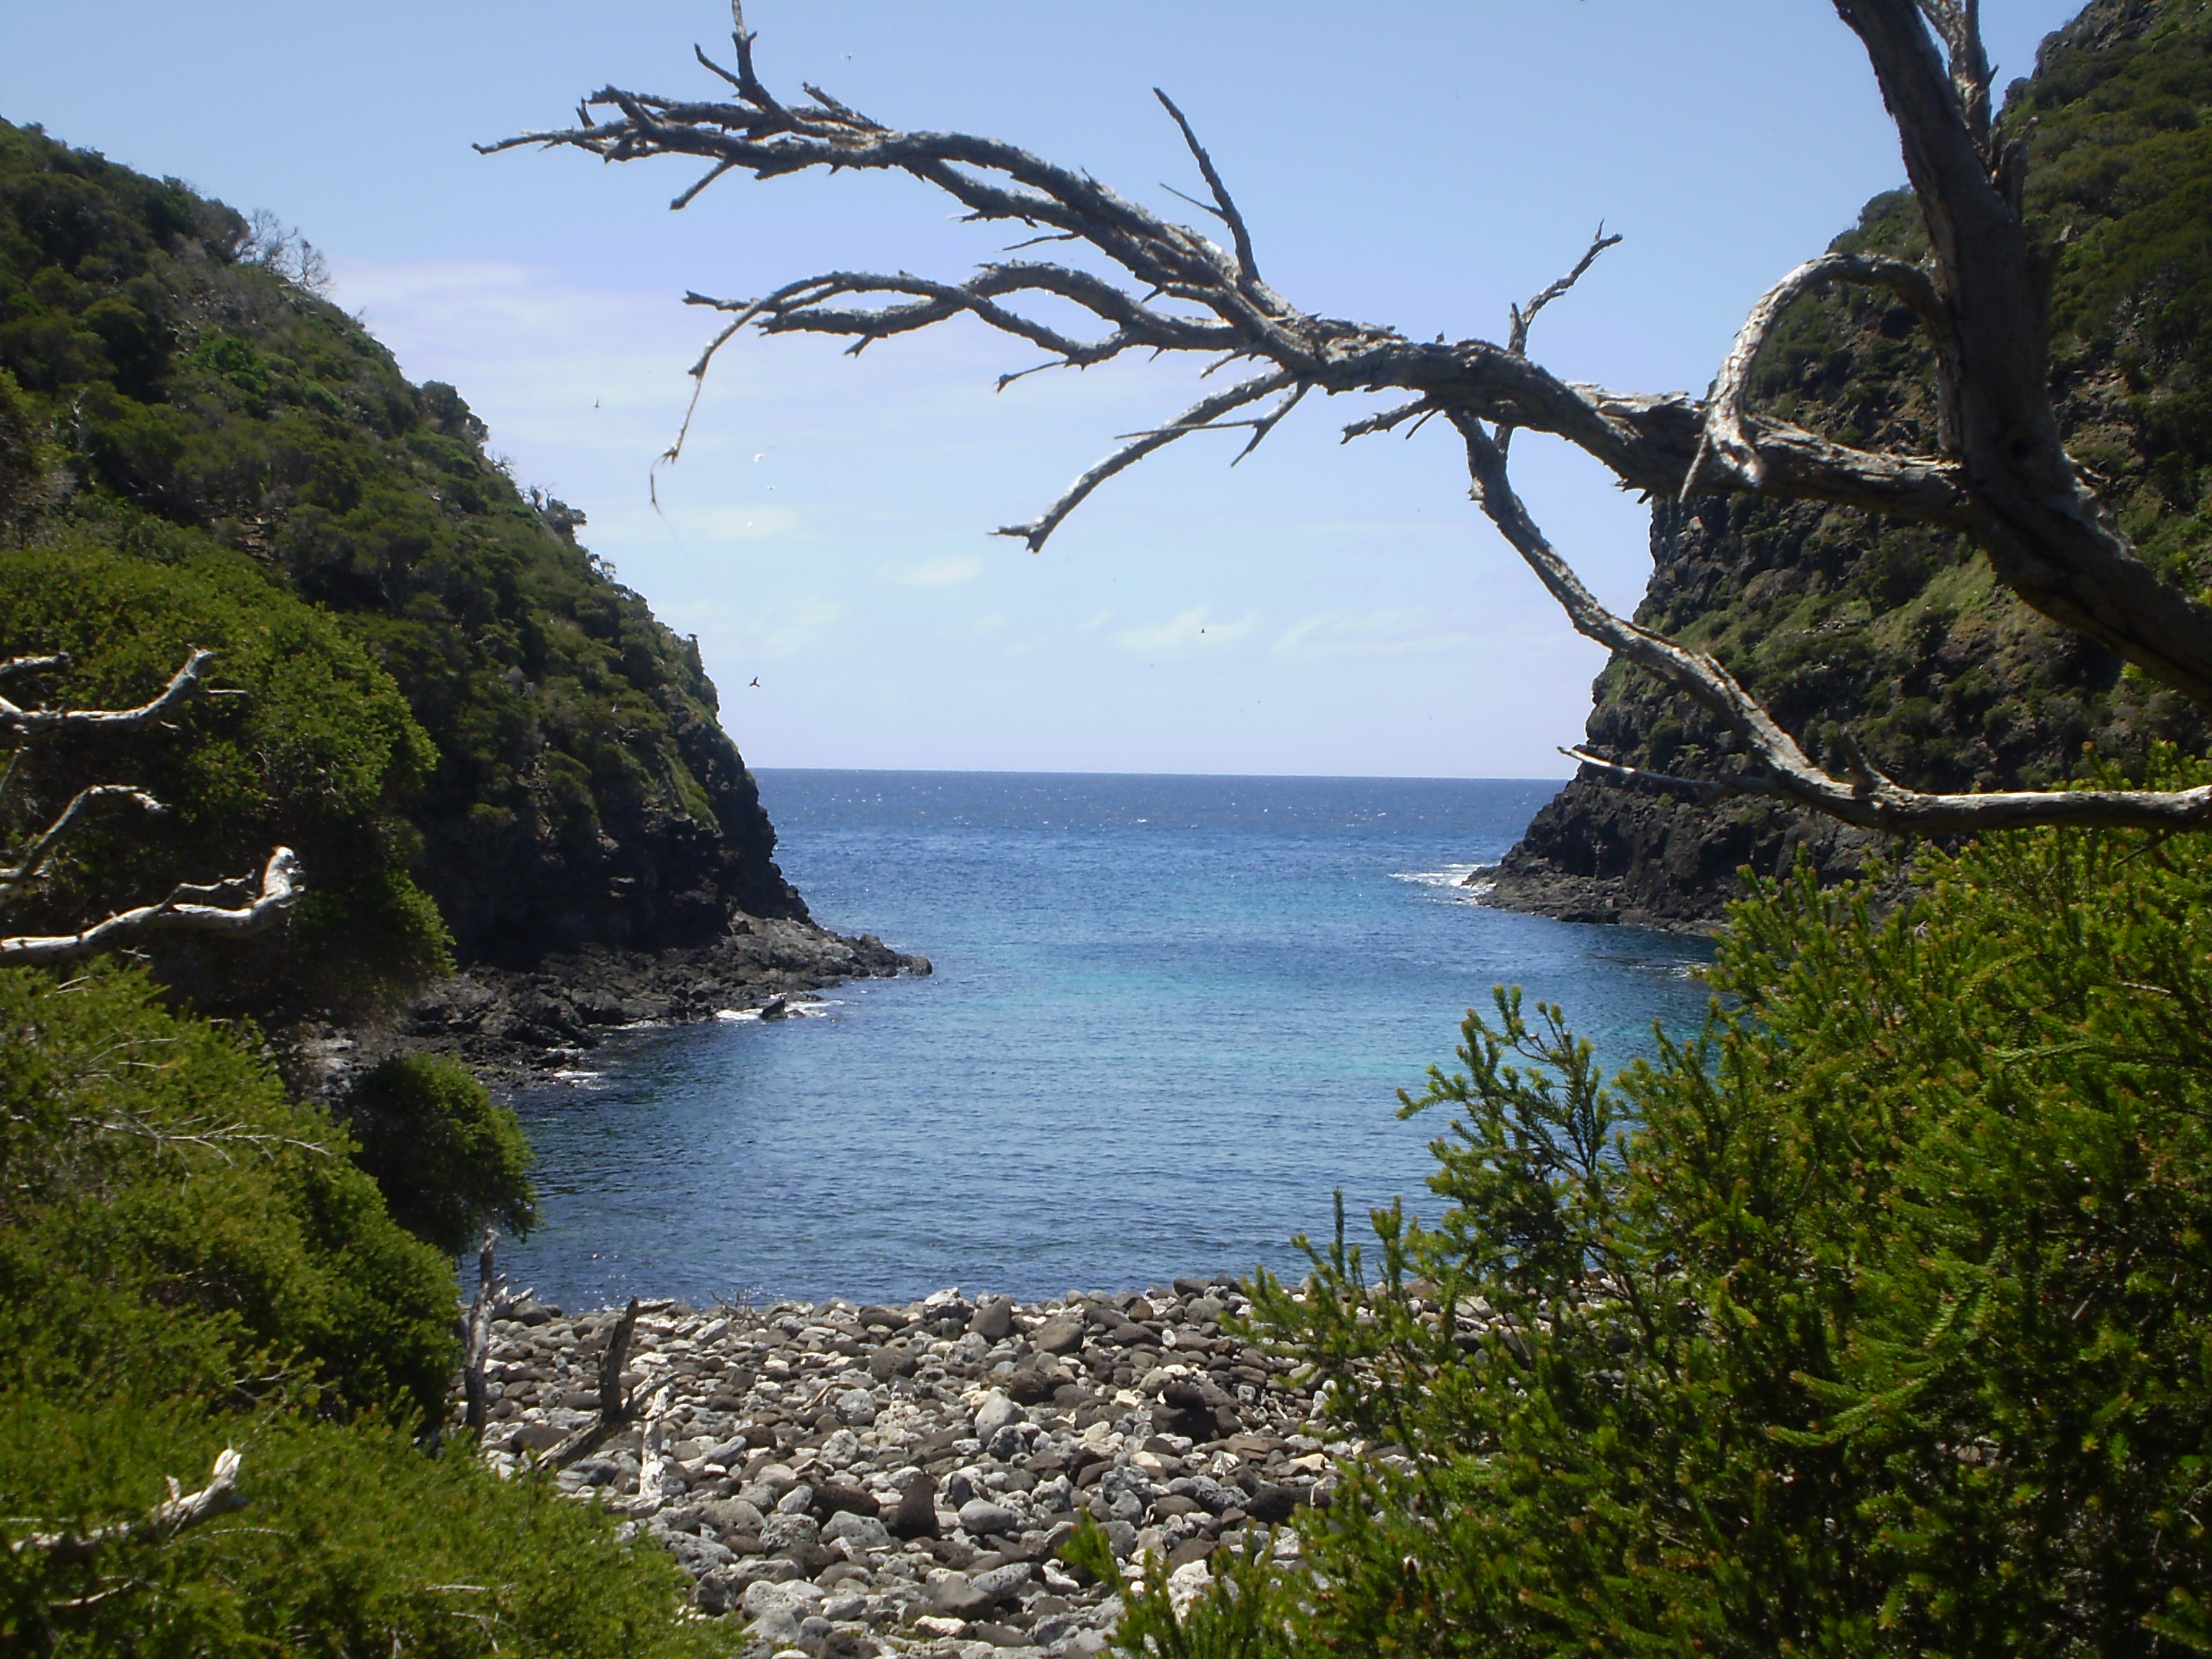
[1487,0,2212,930]
[0,118,806,985]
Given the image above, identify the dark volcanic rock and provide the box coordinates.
[326,920,929,1088]
[888,1473,940,1539]
[1480,777,1883,934]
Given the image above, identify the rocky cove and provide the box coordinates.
[454,1280,1409,1658]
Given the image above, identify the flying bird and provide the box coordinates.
[749,677,761,688]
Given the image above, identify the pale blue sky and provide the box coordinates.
[1,1,2082,775]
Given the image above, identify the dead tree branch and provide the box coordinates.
[0,650,212,738]
[0,652,303,962]
[491,1,2212,833]
[11,1449,245,1563]
[460,1227,502,1434]
[1455,413,2212,833]
[1684,250,1954,495]
[544,1296,642,1470]
[0,847,301,964]
[0,786,163,892]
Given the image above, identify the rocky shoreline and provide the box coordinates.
[1470,775,1888,935]
[295,914,932,1096]
[457,1282,1361,1659]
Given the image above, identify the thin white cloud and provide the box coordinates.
[1111,606,1261,659]
[877,554,984,588]
[1272,609,1473,660]
[700,596,846,662]
[588,502,801,543]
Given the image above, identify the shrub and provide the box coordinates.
[0,540,450,1013]
[0,962,457,1422]
[0,963,714,1658]
[1134,755,2212,1657]
[0,1385,717,1658]
[345,1053,538,1256]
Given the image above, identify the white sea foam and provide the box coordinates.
[714,998,839,1022]
[1390,862,1496,900]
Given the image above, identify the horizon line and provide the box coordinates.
[749,765,1574,785]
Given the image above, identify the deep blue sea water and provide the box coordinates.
[500,773,1712,1309]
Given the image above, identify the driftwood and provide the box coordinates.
[11,1449,245,1563]
[488,0,2212,837]
[544,1296,642,1470]
[457,1228,535,1437]
[0,652,300,961]
[632,1383,677,1506]
[459,1228,501,1434]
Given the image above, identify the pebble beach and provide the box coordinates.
[460,1279,1357,1658]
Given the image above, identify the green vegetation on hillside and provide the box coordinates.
[0,541,449,1011]
[0,115,795,986]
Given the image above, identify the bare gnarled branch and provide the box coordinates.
[0,846,301,965]
[0,785,163,891]
[997,368,1295,551]
[1509,225,1622,357]
[1460,415,2212,835]
[495,3,2212,837]
[1685,251,1952,497]
[0,650,212,738]
[12,1449,244,1562]
[0,650,304,965]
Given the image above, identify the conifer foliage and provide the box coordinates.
[1137,763,2212,1655]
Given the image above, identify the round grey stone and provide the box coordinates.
[956,1497,1022,1537]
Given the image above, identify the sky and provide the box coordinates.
[0,1,2086,777]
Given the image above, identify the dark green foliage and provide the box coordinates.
[0,963,457,1422]
[1136,757,2212,1657]
[0,539,450,1014]
[0,367,50,537]
[0,963,715,1656]
[0,114,796,981]
[345,1054,538,1256]
[0,1398,716,1659]
[1065,1519,1297,1659]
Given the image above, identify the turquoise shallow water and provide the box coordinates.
[500,772,1712,1308]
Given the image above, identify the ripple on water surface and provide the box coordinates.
[502,773,1712,1307]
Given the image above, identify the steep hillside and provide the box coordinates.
[1486,0,2212,928]
[0,118,817,991]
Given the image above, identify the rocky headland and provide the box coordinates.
[293,916,931,1094]
[455,1280,1411,1658]
[1478,0,2212,931]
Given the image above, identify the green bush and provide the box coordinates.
[0,962,457,1422]
[1134,757,2212,1658]
[0,539,451,1014]
[345,1054,538,1257]
[0,1382,717,1658]
[0,963,715,1657]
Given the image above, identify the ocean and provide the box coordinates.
[499,772,1713,1308]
